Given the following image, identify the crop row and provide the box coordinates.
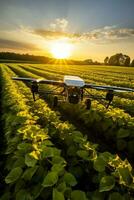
[26,64,134,88]
[8,64,134,160]
[1,65,86,200]
[28,62,134,116]
[27,64,134,100]
[20,64,134,109]
[22,64,134,89]
[2,64,134,199]
[26,63,134,76]
[16,64,134,117]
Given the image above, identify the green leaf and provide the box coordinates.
[41,147,55,158]
[13,157,25,168]
[90,190,105,200]
[63,172,77,186]
[51,164,65,175]
[42,140,54,146]
[42,171,58,187]
[93,157,106,172]
[41,147,61,158]
[5,167,23,184]
[32,166,46,183]
[22,166,38,181]
[108,192,124,200]
[67,145,77,156]
[31,183,43,199]
[73,136,84,143]
[117,128,129,139]
[99,176,115,192]
[57,182,66,192]
[77,150,88,159]
[16,189,33,200]
[52,156,66,165]
[5,144,16,154]
[53,188,65,200]
[25,153,37,167]
[72,131,83,138]
[15,180,25,193]
[118,166,133,185]
[71,190,87,200]
[17,143,32,153]
[99,152,113,162]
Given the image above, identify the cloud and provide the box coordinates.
[1,21,134,52]
[33,18,72,40]
[0,38,39,50]
[34,29,68,39]
[34,29,81,40]
[9,20,133,45]
[33,23,134,44]
[49,18,68,31]
[80,26,134,42]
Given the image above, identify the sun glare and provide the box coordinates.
[51,40,73,59]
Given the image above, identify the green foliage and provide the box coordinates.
[16,189,33,200]
[53,188,65,200]
[108,192,124,200]
[71,190,87,200]
[116,128,130,138]
[63,172,77,186]
[22,166,38,181]
[89,190,105,200]
[77,150,89,159]
[25,153,37,167]
[93,156,106,172]
[118,165,133,185]
[42,171,58,187]
[99,176,115,192]
[5,167,23,184]
[1,64,134,199]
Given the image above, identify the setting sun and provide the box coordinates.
[51,40,73,59]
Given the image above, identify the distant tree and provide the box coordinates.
[94,61,101,65]
[124,55,130,66]
[104,56,109,65]
[108,53,130,66]
[109,53,121,66]
[130,59,134,67]
[0,52,50,63]
[119,54,130,66]
[84,59,93,64]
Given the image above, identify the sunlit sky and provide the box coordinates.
[0,0,134,61]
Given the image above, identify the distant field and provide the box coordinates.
[0,63,134,199]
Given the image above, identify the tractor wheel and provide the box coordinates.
[85,99,91,110]
[53,96,58,107]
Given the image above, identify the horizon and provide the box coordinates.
[0,0,134,61]
[0,51,134,64]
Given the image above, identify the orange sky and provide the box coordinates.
[0,0,134,61]
[0,23,134,62]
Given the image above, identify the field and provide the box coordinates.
[0,63,134,200]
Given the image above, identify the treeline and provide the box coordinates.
[67,59,101,65]
[0,52,133,66]
[0,52,50,63]
[104,53,134,67]
[0,52,101,65]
